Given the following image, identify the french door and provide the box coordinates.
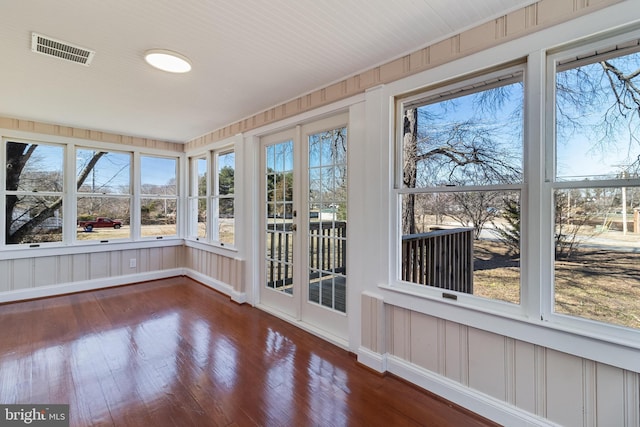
[259,114,348,340]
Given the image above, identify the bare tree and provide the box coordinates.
[557,57,640,166]
[402,108,418,234]
[448,191,503,240]
[553,53,640,257]
[5,143,105,244]
[402,104,521,237]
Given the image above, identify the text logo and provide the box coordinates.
[0,405,69,427]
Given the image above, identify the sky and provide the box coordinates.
[409,53,640,184]
[555,53,640,181]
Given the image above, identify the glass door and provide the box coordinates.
[260,130,298,318]
[259,114,348,341]
[300,115,348,338]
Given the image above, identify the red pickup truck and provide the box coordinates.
[78,217,122,232]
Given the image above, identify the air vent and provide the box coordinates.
[31,32,95,66]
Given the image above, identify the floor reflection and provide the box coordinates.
[212,337,238,390]
[307,353,349,426]
[0,278,496,427]
[263,328,296,423]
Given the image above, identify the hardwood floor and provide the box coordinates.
[0,277,499,426]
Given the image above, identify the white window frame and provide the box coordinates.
[139,154,179,240]
[543,29,640,344]
[393,64,527,318]
[187,153,209,241]
[2,138,66,248]
[211,148,235,248]
[383,26,640,367]
[74,146,133,244]
[186,139,238,251]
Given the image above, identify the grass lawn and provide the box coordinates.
[472,240,640,330]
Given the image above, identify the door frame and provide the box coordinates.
[258,127,301,319]
[298,114,349,339]
[257,113,349,342]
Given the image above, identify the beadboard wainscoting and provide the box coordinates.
[358,293,640,427]
[0,243,245,306]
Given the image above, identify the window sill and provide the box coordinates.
[184,238,240,258]
[0,239,183,260]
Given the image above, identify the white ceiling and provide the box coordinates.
[0,0,535,143]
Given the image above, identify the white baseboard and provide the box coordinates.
[255,303,349,350]
[0,268,183,303]
[184,268,247,304]
[384,354,561,427]
[356,346,388,373]
[0,267,246,308]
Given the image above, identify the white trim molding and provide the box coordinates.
[386,355,562,427]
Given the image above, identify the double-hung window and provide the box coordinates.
[4,140,64,245]
[212,150,235,247]
[76,148,131,241]
[188,155,208,240]
[396,65,524,305]
[140,155,178,238]
[550,34,640,331]
[394,30,640,338]
[188,148,235,247]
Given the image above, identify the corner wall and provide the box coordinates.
[183,244,246,303]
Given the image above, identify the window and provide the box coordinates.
[188,148,235,247]
[213,151,235,246]
[397,67,524,304]
[140,156,178,238]
[188,155,207,240]
[4,140,64,245]
[3,140,185,248]
[552,37,640,330]
[76,148,131,241]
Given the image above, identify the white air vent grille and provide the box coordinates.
[31,32,95,66]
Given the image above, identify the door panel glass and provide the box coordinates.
[265,140,294,294]
[307,127,347,313]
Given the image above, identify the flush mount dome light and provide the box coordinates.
[144,49,192,73]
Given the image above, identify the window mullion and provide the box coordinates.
[523,50,547,320]
[131,151,141,240]
[64,142,76,245]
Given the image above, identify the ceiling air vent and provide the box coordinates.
[31,32,95,66]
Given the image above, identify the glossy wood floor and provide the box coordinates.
[0,277,499,427]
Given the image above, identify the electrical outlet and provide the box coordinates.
[129,258,136,268]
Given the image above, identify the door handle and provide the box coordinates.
[291,224,297,231]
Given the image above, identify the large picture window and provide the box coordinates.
[4,140,64,245]
[397,67,524,304]
[552,39,640,330]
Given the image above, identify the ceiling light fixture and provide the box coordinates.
[144,49,192,73]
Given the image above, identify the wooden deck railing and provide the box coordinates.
[308,221,347,276]
[401,228,474,294]
[267,221,347,289]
